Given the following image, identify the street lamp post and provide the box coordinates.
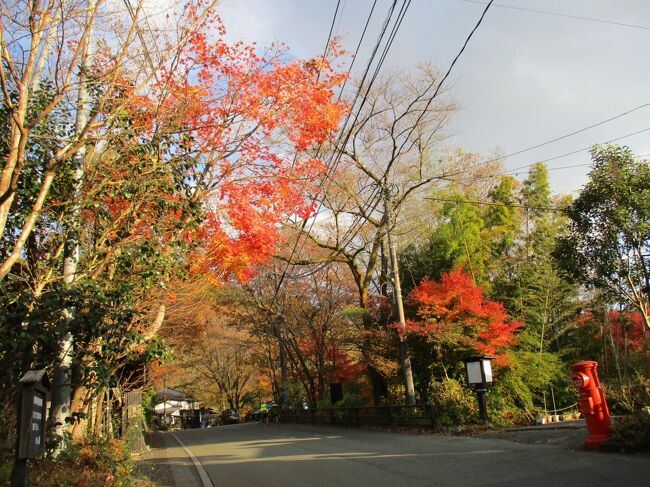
[463,356,494,424]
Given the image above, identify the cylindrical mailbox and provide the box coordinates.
[571,361,611,448]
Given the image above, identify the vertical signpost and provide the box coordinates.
[12,370,49,487]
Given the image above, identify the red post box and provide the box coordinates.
[571,361,611,448]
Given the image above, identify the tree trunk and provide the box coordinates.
[70,385,90,439]
[93,390,105,435]
[50,0,96,441]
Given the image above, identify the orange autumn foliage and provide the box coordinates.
[119,10,347,283]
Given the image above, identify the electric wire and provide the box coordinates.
[320,0,343,69]
[458,0,650,31]
[487,126,650,179]
[424,103,650,186]
[277,0,397,261]
[480,103,650,168]
[333,0,379,100]
[303,0,414,255]
[309,0,415,255]
[276,0,416,300]
[266,0,405,309]
[399,0,493,156]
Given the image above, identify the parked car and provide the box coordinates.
[220,409,240,425]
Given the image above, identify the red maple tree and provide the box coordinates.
[406,269,522,364]
[575,309,648,355]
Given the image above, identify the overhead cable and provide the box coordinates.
[459,0,650,31]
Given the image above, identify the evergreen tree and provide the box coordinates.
[484,176,520,257]
[497,164,579,351]
[555,145,650,333]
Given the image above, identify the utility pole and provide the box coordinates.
[383,185,416,406]
[163,377,166,427]
[276,316,288,407]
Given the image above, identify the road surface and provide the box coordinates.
[146,422,650,486]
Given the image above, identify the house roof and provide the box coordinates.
[155,387,196,402]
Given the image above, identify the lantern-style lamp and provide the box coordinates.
[463,356,493,423]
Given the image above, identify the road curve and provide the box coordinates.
[169,422,650,487]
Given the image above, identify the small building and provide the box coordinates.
[153,388,198,429]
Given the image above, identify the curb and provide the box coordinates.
[169,433,214,487]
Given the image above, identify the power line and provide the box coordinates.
[299,0,409,229]
[333,0,379,100]
[458,0,650,31]
[310,0,414,260]
[501,126,650,176]
[320,0,343,65]
[267,0,401,308]
[326,0,400,158]
[425,195,563,212]
[482,103,650,166]
[401,0,493,155]
[365,0,412,91]
[439,104,650,184]
[291,0,397,231]
[276,0,414,296]
[543,162,590,173]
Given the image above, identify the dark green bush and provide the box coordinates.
[429,378,476,427]
[603,374,650,414]
[602,409,650,453]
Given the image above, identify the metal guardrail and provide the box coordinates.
[280,404,437,430]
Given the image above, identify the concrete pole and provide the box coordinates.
[383,186,416,406]
[278,318,288,407]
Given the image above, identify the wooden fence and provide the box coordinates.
[280,404,438,430]
[121,389,146,453]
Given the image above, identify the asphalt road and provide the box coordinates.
[161,423,650,487]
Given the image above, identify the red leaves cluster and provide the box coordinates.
[576,309,648,355]
[297,335,365,385]
[607,311,647,352]
[406,269,522,363]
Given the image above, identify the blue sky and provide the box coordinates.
[218,0,650,196]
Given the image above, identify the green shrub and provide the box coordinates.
[603,373,650,414]
[602,409,650,453]
[334,392,364,408]
[316,398,331,409]
[429,378,476,427]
